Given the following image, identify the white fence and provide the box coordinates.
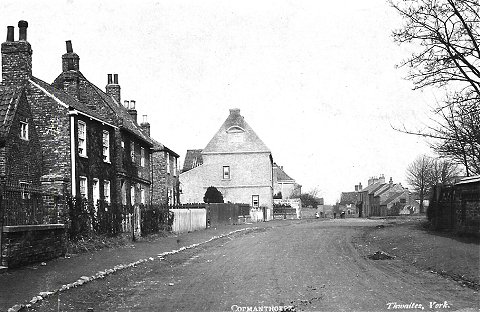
[171,209,207,234]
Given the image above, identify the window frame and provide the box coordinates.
[103,180,111,204]
[130,141,135,163]
[166,152,170,174]
[223,166,230,180]
[252,195,259,208]
[92,178,100,209]
[102,130,110,163]
[79,176,88,199]
[20,121,29,140]
[140,147,145,167]
[78,120,87,157]
[19,181,30,199]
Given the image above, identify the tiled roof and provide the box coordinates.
[381,191,405,206]
[52,71,153,146]
[274,164,294,182]
[182,149,203,172]
[340,191,359,205]
[0,84,23,139]
[203,109,270,154]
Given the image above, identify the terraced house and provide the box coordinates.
[0,21,179,208]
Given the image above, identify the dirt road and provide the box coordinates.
[31,219,478,311]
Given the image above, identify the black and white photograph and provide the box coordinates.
[0,0,478,311]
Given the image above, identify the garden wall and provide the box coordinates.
[1,224,66,268]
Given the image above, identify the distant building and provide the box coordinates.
[273,163,301,199]
[180,109,274,219]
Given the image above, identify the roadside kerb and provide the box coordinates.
[7,227,255,312]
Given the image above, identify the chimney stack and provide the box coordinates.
[1,21,33,84]
[62,40,80,72]
[18,20,28,41]
[128,100,137,123]
[355,185,359,192]
[140,115,151,137]
[106,73,121,104]
[6,26,13,42]
[359,182,362,191]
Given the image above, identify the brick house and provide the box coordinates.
[180,108,274,220]
[0,21,179,207]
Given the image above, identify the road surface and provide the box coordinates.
[32,219,478,311]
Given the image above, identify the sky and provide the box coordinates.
[0,0,439,204]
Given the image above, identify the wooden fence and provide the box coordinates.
[429,178,480,235]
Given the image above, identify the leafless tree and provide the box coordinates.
[406,155,434,213]
[390,0,480,175]
[430,157,463,184]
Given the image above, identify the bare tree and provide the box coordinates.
[406,155,434,213]
[390,0,480,175]
[430,157,463,184]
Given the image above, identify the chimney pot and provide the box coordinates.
[18,20,28,41]
[142,115,148,123]
[124,100,129,108]
[113,74,118,84]
[107,74,113,85]
[229,108,240,115]
[130,100,136,109]
[6,26,14,42]
[65,40,73,53]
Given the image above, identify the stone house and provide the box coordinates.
[272,163,301,199]
[180,108,274,220]
[0,21,179,207]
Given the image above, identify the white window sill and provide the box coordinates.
[79,154,88,159]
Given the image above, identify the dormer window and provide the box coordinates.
[20,121,28,140]
[78,121,87,156]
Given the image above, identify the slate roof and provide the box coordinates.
[0,84,24,139]
[361,182,385,194]
[182,149,203,173]
[202,109,270,154]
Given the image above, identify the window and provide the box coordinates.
[252,195,259,208]
[130,141,135,162]
[20,121,28,140]
[140,147,145,167]
[78,121,87,156]
[166,152,170,174]
[223,166,230,180]
[130,184,135,205]
[102,130,110,162]
[140,187,145,205]
[92,179,99,206]
[79,176,88,199]
[173,158,177,176]
[19,182,30,199]
[103,180,111,203]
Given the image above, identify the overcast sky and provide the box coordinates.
[0,0,438,204]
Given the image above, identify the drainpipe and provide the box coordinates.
[0,173,5,266]
[69,113,77,197]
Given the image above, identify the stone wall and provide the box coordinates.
[1,224,66,268]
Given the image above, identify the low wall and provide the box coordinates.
[1,224,66,268]
[171,209,206,234]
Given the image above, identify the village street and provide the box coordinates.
[27,219,478,312]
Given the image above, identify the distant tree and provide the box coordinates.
[203,186,224,203]
[406,155,434,213]
[273,191,283,199]
[291,188,323,208]
[390,0,480,175]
